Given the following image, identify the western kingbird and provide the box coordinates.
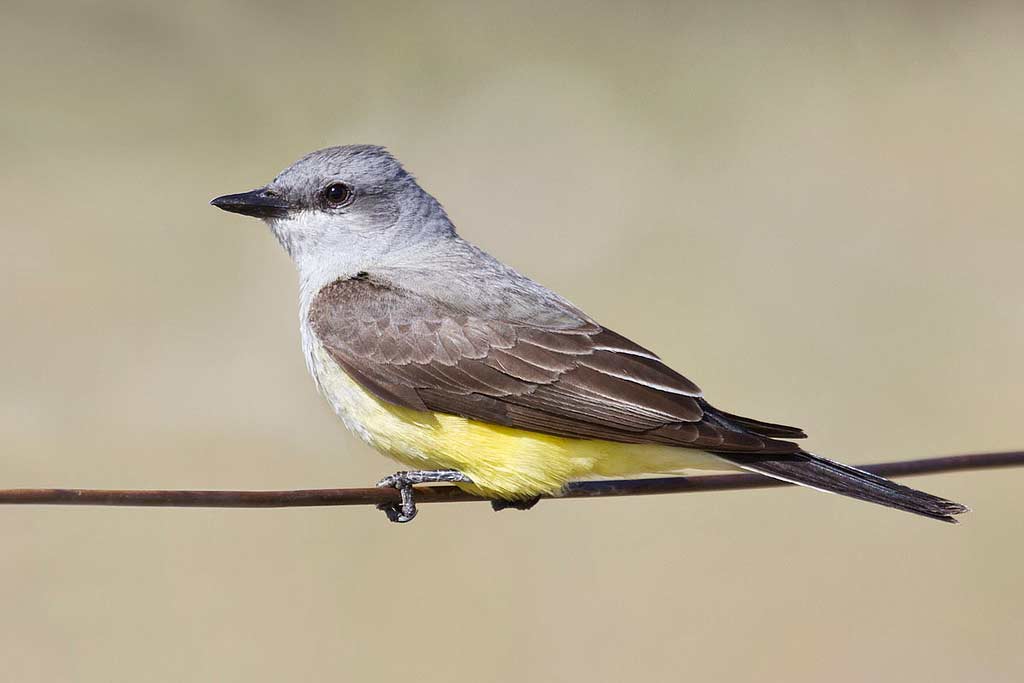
[211,145,967,523]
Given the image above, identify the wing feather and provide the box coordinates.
[308,277,804,453]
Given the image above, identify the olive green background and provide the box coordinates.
[2,2,1021,681]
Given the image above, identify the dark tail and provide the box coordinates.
[716,450,969,523]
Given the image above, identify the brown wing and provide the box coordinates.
[308,277,805,453]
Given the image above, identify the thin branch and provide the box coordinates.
[0,450,1019,509]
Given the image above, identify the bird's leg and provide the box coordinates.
[491,496,542,512]
[375,469,472,523]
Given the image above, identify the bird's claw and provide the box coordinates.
[376,476,418,523]
[490,496,542,512]
[375,469,472,523]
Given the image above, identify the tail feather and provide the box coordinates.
[716,450,969,523]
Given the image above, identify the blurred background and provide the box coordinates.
[1,1,1021,681]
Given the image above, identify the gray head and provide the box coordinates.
[211,145,455,275]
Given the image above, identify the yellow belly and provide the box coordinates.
[310,344,733,499]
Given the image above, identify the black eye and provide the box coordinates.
[322,182,353,207]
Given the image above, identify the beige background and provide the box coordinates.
[2,2,1022,681]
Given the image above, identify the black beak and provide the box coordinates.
[210,188,292,219]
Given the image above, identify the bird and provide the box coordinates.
[211,144,967,524]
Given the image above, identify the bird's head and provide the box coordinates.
[211,145,454,275]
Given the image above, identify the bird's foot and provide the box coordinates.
[491,496,542,512]
[375,469,472,523]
